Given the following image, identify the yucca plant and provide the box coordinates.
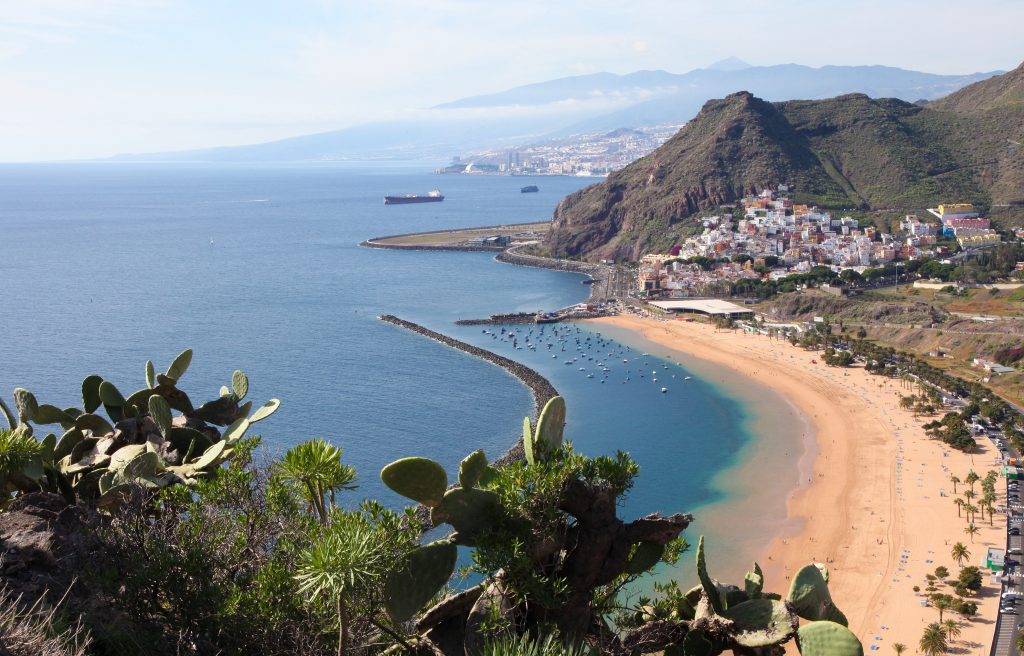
[482,633,593,656]
[0,428,45,505]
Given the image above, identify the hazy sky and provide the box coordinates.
[3,0,1021,161]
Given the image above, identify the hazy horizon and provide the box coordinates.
[3,0,1022,162]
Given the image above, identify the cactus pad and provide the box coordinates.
[533,396,566,457]
[744,562,764,599]
[231,370,248,400]
[81,376,103,414]
[33,404,73,427]
[696,536,724,614]
[145,361,156,389]
[380,457,447,507]
[624,541,665,575]
[434,487,500,537]
[788,564,848,625]
[166,349,193,381]
[795,621,863,656]
[248,399,280,423]
[13,388,39,423]
[148,395,173,439]
[383,539,458,623]
[723,598,798,648]
[458,449,488,488]
[522,416,535,465]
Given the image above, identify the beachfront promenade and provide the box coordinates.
[592,314,1012,655]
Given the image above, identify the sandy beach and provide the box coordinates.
[590,314,1005,654]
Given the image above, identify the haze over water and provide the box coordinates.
[0,162,803,582]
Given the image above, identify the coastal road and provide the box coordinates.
[992,427,1022,656]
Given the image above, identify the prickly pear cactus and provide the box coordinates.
[380,457,447,507]
[2,350,279,507]
[788,564,848,625]
[795,621,863,656]
[458,449,488,488]
[383,539,458,623]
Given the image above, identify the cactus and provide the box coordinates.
[787,564,848,625]
[795,621,863,656]
[4,351,277,507]
[721,598,798,647]
[624,541,665,575]
[383,539,458,623]
[381,457,448,507]
[165,349,193,382]
[148,395,172,439]
[458,449,488,488]
[744,562,764,599]
[13,388,39,424]
[696,536,724,614]
[145,361,156,389]
[522,416,535,466]
[248,398,279,423]
[432,487,500,540]
[232,370,248,400]
[533,396,566,457]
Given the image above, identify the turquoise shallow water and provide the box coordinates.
[0,162,804,585]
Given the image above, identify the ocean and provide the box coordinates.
[0,162,803,584]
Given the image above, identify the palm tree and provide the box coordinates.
[951,542,971,568]
[942,619,961,642]
[274,438,357,523]
[987,501,996,526]
[964,504,979,524]
[892,643,906,656]
[920,623,948,656]
[965,471,980,493]
[954,498,965,517]
[963,489,976,504]
[933,596,952,622]
[964,523,980,543]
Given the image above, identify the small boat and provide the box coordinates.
[661,387,668,393]
[520,185,539,193]
[684,376,692,381]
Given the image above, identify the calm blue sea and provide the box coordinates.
[0,162,783,582]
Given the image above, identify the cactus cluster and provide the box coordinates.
[648,536,863,656]
[379,445,505,622]
[1,349,280,507]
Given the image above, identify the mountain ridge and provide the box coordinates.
[547,63,1024,261]
[110,62,1004,163]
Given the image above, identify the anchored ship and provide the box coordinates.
[520,185,539,193]
[383,190,444,205]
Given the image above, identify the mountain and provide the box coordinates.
[547,63,1024,261]
[553,64,1001,135]
[706,57,752,72]
[112,63,1002,163]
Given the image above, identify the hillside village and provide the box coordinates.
[636,189,1016,298]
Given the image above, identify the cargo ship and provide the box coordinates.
[384,190,444,205]
[520,185,539,193]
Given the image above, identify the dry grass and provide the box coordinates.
[0,588,91,656]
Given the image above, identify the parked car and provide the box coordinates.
[1010,548,1023,555]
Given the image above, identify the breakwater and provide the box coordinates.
[455,312,537,326]
[378,314,559,467]
[496,246,610,302]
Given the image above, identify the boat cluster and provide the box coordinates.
[479,324,693,393]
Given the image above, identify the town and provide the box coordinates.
[435,124,682,177]
[636,189,1012,298]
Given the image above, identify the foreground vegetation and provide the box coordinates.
[0,353,866,656]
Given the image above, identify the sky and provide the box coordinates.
[2,0,1022,161]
